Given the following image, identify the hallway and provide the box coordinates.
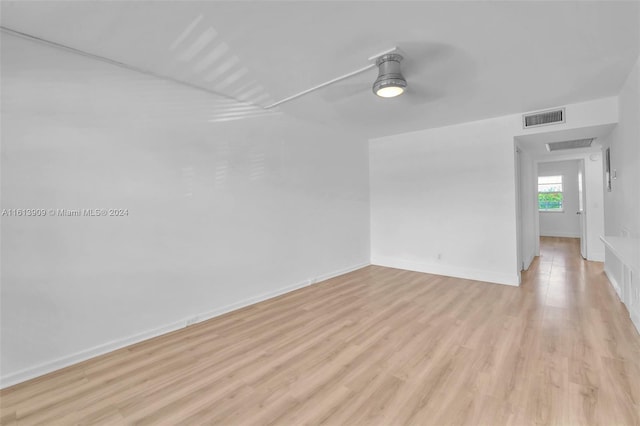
[535,236,593,309]
[520,236,640,423]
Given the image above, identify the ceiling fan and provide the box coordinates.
[264,46,427,109]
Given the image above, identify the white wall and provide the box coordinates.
[583,153,606,261]
[538,160,580,238]
[370,116,522,286]
[602,56,640,331]
[370,97,619,287]
[516,147,537,270]
[603,57,640,239]
[0,35,370,386]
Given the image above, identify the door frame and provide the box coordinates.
[531,152,605,262]
[577,158,587,258]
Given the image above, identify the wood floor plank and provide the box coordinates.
[1,237,639,425]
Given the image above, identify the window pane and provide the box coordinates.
[538,175,563,185]
[539,183,563,192]
[538,176,564,210]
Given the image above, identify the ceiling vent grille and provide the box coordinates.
[523,108,565,128]
[546,138,594,152]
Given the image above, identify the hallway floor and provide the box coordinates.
[519,236,640,424]
[1,237,639,425]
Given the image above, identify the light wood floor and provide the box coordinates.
[2,237,640,425]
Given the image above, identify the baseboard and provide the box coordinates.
[603,266,640,335]
[0,318,189,390]
[587,250,605,262]
[0,262,369,389]
[631,309,640,336]
[371,256,519,286]
[523,253,535,271]
[193,262,369,325]
[539,232,580,238]
[603,265,621,298]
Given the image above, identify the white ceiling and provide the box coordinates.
[2,1,639,138]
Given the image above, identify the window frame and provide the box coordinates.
[538,174,564,213]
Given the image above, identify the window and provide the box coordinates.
[538,175,563,212]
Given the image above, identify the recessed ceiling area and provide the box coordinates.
[1,1,639,137]
[516,123,617,158]
[546,138,594,152]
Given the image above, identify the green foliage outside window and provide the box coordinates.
[539,192,563,211]
[538,175,563,211]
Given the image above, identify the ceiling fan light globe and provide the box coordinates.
[375,85,405,98]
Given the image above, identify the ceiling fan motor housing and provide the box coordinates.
[373,53,407,95]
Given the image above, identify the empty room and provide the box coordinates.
[1,1,639,425]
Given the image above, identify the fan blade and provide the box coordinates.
[322,82,370,102]
[400,41,476,90]
[397,82,443,106]
[314,42,474,105]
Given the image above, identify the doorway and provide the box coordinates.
[515,126,611,275]
[537,159,584,256]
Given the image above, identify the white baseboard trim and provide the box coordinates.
[603,265,621,298]
[0,318,189,390]
[371,256,519,286]
[603,266,640,335]
[193,262,369,325]
[631,310,640,336]
[0,262,369,389]
[539,232,580,238]
[523,253,535,271]
[629,312,640,334]
[587,250,605,262]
